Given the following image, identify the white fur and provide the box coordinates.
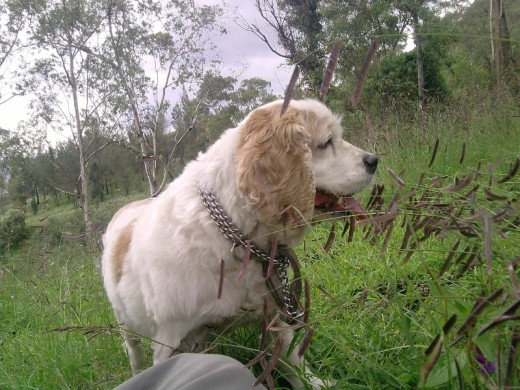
[102,99,376,388]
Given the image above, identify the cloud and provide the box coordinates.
[0,0,292,133]
[202,0,292,95]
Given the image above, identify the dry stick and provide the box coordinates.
[280,65,300,117]
[318,41,341,100]
[351,40,378,108]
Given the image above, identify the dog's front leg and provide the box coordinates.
[275,323,328,390]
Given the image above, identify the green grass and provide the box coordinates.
[1,106,519,389]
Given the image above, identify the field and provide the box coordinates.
[1,104,519,389]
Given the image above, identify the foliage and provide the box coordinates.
[0,210,29,252]
[171,73,277,162]
[1,97,519,388]
[365,46,449,112]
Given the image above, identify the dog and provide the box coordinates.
[102,99,378,388]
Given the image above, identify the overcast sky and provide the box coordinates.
[0,0,292,134]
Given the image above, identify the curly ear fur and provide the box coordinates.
[236,105,315,227]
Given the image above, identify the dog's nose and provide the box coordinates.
[363,154,378,174]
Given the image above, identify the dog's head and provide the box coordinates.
[236,99,377,227]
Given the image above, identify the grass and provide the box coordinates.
[1,104,519,389]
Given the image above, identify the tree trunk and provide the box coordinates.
[67,38,92,237]
[491,0,512,84]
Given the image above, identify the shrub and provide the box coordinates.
[0,210,29,252]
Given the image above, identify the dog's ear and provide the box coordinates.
[236,106,315,227]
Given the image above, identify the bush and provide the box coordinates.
[0,210,29,252]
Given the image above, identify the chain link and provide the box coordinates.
[198,185,302,321]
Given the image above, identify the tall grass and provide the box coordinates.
[0,101,518,389]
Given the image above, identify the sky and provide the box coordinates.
[0,0,292,135]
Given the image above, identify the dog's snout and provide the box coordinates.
[363,154,378,174]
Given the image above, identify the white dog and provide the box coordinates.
[102,99,378,388]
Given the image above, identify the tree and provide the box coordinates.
[172,73,276,162]
[243,0,325,92]
[490,0,514,85]
[0,0,29,106]
[84,0,225,196]
[25,0,111,237]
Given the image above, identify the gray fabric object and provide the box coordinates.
[114,353,267,390]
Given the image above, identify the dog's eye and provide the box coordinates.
[317,138,333,150]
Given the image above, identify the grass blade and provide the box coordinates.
[428,138,439,168]
[298,326,315,358]
[456,288,504,337]
[324,223,335,253]
[319,41,341,100]
[217,259,225,299]
[280,65,300,116]
[351,40,378,108]
[438,240,461,277]
[421,333,443,384]
[497,156,519,183]
[459,141,466,164]
[482,214,492,275]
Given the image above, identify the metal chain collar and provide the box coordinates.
[197,185,303,323]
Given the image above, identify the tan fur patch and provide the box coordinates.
[113,223,133,283]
